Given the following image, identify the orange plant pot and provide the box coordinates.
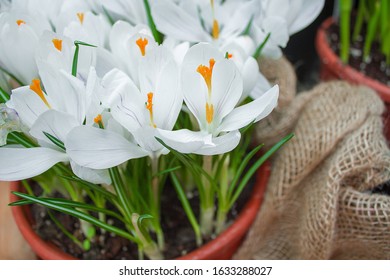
[10,162,271,260]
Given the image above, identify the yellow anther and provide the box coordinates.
[146,92,157,128]
[94,114,104,128]
[16,20,26,26]
[227,53,233,59]
[136,37,148,57]
[77,13,84,24]
[212,19,220,40]
[29,79,51,108]
[197,58,216,93]
[206,103,214,124]
[52,39,63,52]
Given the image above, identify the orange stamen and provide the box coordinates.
[16,20,26,26]
[94,114,104,128]
[146,92,157,128]
[52,39,63,52]
[29,79,51,108]
[212,19,220,39]
[206,103,214,124]
[197,58,216,93]
[94,114,102,124]
[77,13,84,24]
[228,53,233,59]
[136,38,148,56]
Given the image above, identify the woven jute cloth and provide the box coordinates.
[255,56,297,148]
[235,81,390,260]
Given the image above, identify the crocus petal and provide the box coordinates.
[66,126,148,169]
[30,110,79,144]
[182,43,224,73]
[139,46,183,130]
[196,130,241,156]
[263,16,289,48]
[0,146,68,181]
[132,127,166,156]
[152,0,210,42]
[101,69,146,131]
[10,86,50,128]
[242,57,260,99]
[249,73,272,100]
[38,64,86,124]
[70,160,111,185]
[288,0,325,35]
[211,59,243,124]
[156,128,214,154]
[217,85,279,133]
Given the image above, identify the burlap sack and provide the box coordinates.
[235,81,390,260]
[255,57,297,148]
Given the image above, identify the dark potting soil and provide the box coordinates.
[30,178,253,260]
[371,180,390,196]
[327,22,390,86]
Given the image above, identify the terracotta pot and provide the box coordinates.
[10,162,271,260]
[316,17,390,139]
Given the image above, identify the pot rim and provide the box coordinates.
[315,16,390,101]
[9,161,271,260]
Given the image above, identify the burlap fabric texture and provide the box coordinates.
[235,81,390,259]
[256,56,297,148]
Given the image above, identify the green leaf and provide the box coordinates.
[0,85,10,103]
[43,132,65,151]
[72,41,97,77]
[242,15,254,36]
[227,143,264,199]
[9,197,126,224]
[10,191,138,243]
[253,33,271,59]
[229,133,294,208]
[102,6,115,25]
[57,175,117,201]
[170,173,202,246]
[8,132,37,148]
[109,167,133,221]
[363,1,381,61]
[47,210,84,250]
[154,165,181,177]
[143,0,163,44]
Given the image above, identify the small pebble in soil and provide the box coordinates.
[350,48,362,58]
[122,246,128,252]
[110,232,116,237]
[107,219,114,225]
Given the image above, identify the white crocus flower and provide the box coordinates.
[151,0,257,45]
[109,21,157,85]
[0,67,115,183]
[66,45,182,169]
[0,11,51,85]
[251,0,325,58]
[157,43,279,155]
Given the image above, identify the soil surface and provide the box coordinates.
[30,179,252,260]
[327,21,390,86]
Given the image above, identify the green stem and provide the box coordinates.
[215,154,229,234]
[352,0,365,42]
[200,155,214,237]
[109,167,133,223]
[339,0,352,64]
